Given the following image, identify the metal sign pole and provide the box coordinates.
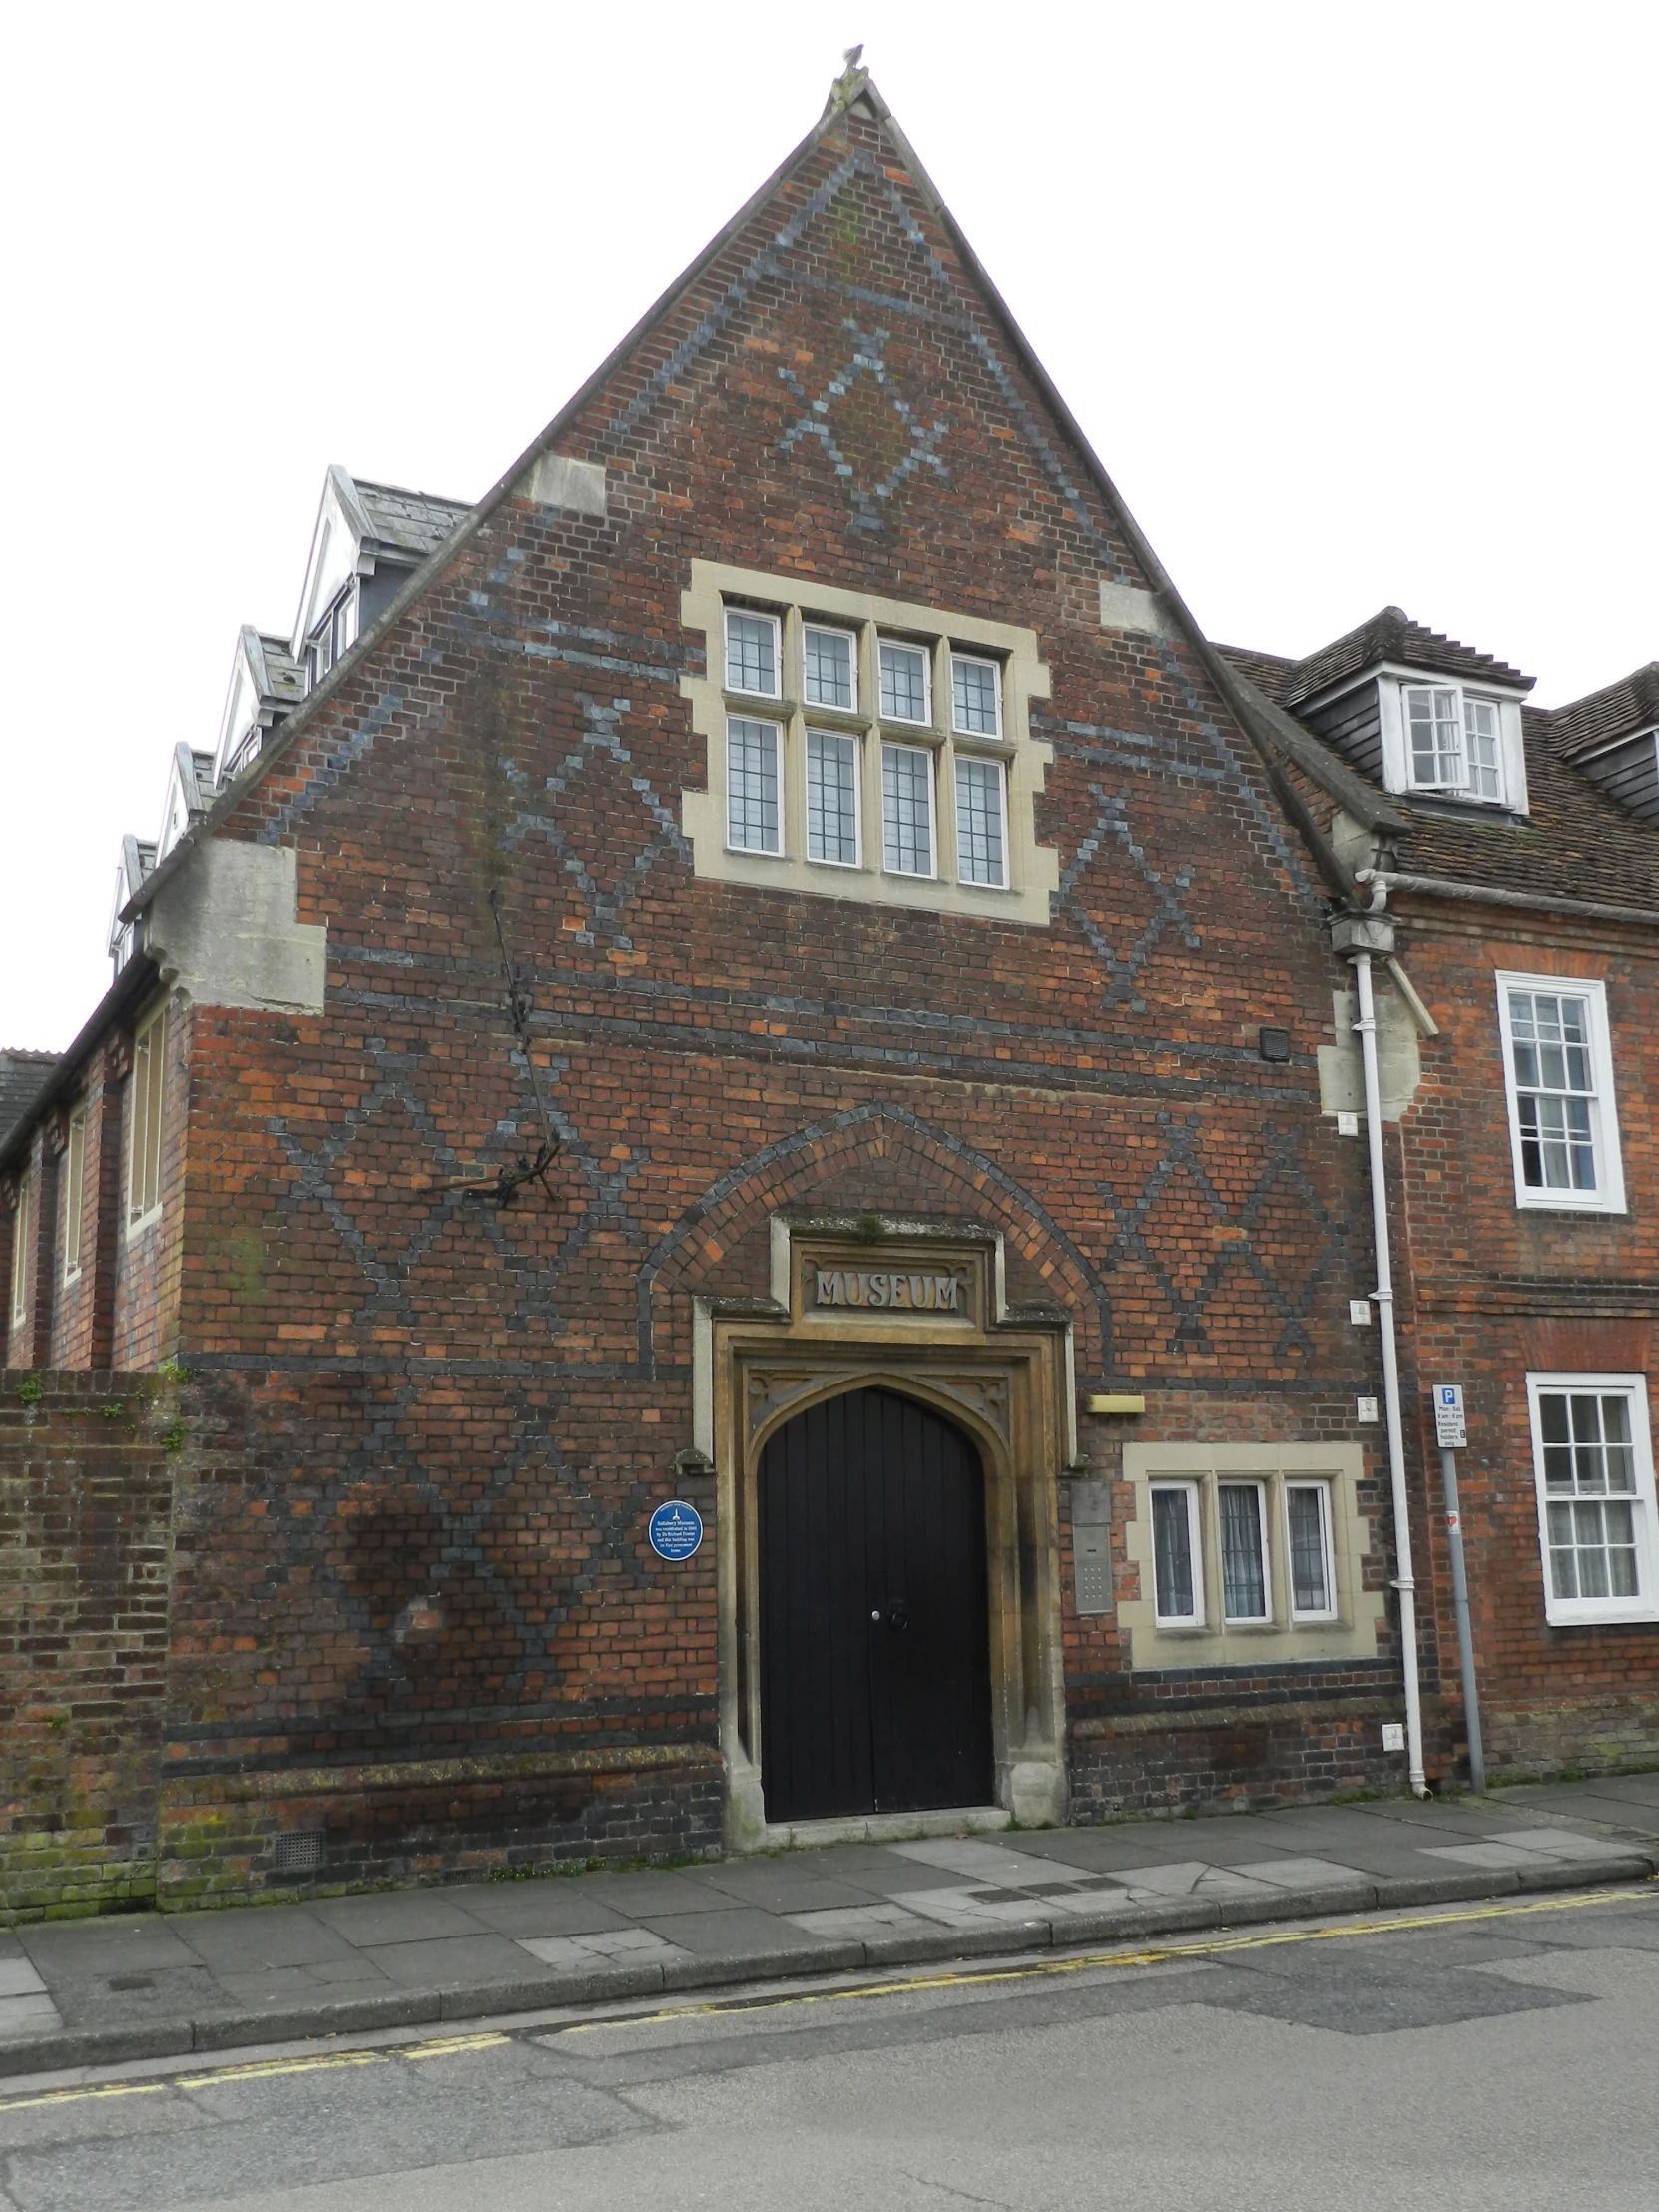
[1432,1385,1485,1794]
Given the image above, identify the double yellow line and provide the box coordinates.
[3,1881,1652,2113]
[0,2032,509,2115]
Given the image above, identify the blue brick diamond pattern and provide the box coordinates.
[1097,1114,1351,1361]
[777,320,948,530]
[1056,787,1200,1009]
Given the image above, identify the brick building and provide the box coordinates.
[2,66,1652,1909]
[1221,620,1659,1780]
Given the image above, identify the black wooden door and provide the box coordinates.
[758,1386,994,1823]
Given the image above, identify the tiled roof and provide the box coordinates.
[354,480,472,561]
[1383,729,1659,909]
[1267,607,1534,708]
[1211,645,1297,703]
[1218,631,1659,912]
[0,1052,58,1149]
[1541,663,1659,761]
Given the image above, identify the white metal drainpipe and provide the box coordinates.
[1351,943,1430,1798]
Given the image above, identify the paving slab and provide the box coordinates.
[638,1905,861,1957]
[168,1908,364,1971]
[310,1895,488,1944]
[357,1935,557,1989]
[447,1886,638,1938]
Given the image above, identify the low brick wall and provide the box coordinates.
[0,1371,177,1919]
[2,1370,724,1920]
[1067,1692,1458,1819]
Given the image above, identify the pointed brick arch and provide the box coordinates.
[636,1101,1111,1377]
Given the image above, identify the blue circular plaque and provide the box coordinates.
[647,1499,704,1561]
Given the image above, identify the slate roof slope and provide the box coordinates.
[253,631,306,707]
[354,480,472,561]
[0,1052,58,1149]
[1215,640,1659,913]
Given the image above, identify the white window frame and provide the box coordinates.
[9,1166,31,1327]
[1285,1480,1337,1621]
[62,1106,86,1286]
[880,741,936,879]
[805,727,861,869]
[725,717,783,856]
[1495,972,1625,1214]
[802,623,858,715]
[724,608,782,701]
[953,754,1009,889]
[127,1004,168,1234]
[950,651,1003,739]
[1149,1479,1205,1627]
[1374,673,1529,812]
[878,637,932,727]
[1526,1373,1659,1627]
[1403,682,1507,802]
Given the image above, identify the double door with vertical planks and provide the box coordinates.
[758,1385,994,1823]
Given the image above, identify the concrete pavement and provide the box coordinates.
[2,1774,1656,2082]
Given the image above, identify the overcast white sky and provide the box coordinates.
[2,1,1654,1052]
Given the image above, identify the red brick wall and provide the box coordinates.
[1389,906,1659,1775]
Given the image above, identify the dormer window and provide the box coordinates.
[305,587,359,693]
[1407,686,1502,800]
[1372,674,1528,811]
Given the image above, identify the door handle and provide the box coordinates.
[886,1601,909,1633]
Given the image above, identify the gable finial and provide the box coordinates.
[824,41,867,118]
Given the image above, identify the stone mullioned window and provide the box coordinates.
[680,560,1058,926]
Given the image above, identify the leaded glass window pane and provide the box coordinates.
[807,730,858,866]
[1151,1487,1197,1621]
[954,757,1005,886]
[804,626,855,711]
[726,610,779,697]
[882,744,932,875]
[951,654,1001,736]
[879,641,929,724]
[1219,1484,1268,1620]
[726,718,781,852]
[1508,991,1597,1190]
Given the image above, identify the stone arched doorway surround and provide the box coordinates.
[695,1213,1076,1850]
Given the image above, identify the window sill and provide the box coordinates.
[1513,1197,1628,1218]
[1394,790,1530,825]
[1544,1607,1659,1630]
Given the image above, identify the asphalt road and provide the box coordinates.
[2,1886,1656,2212]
